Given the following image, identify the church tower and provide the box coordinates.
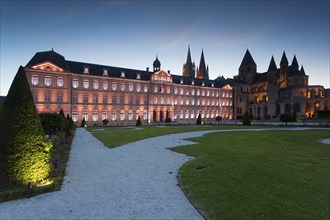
[238,49,257,84]
[196,49,209,79]
[182,46,196,78]
[267,56,279,116]
[279,51,288,88]
[153,55,161,72]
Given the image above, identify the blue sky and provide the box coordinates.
[1,0,329,95]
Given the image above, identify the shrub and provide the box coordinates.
[102,119,109,126]
[136,116,142,126]
[242,111,251,126]
[196,114,202,125]
[81,117,87,127]
[66,114,74,130]
[280,113,293,125]
[318,110,330,118]
[39,113,65,135]
[264,114,271,120]
[165,117,172,123]
[0,66,52,187]
[59,109,65,119]
[215,116,222,124]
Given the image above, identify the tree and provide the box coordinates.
[196,113,202,125]
[280,113,292,126]
[81,117,87,127]
[59,109,65,119]
[39,113,65,135]
[165,117,172,123]
[292,111,298,122]
[215,116,222,124]
[242,111,251,126]
[66,114,74,130]
[136,116,142,126]
[0,66,52,187]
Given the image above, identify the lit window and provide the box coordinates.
[57,77,63,87]
[112,82,117,91]
[154,85,158,93]
[179,110,183,119]
[45,76,51,86]
[207,100,210,105]
[180,98,183,105]
[206,110,210,118]
[83,67,89,74]
[93,110,98,122]
[202,90,205,96]
[83,80,89,89]
[120,83,125,91]
[191,110,194,119]
[174,110,177,119]
[82,110,88,121]
[144,85,148,92]
[136,73,141,79]
[174,98,177,105]
[154,97,157,104]
[136,110,140,120]
[129,83,133,92]
[103,81,108,90]
[197,99,200,105]
[121,71,125,78]
[174,87,177,94]
[103,69,108,76]
[102,110,107,120]
[197,89,200,95]
[166,86,171,94]
[192,80,194,85]
[103,95,107,104]
[202,99,205,105]
[180,88,184,95]
[120,110,125,121]
[72,112,78,122]
[143,110,147,120]
[186,99,189,105]
[191,99,195,105]
[185,110,189,119]
[166,97,170,105]
[192,89,195,95]
[93,80,99,90]
[72,79,79,88]
[112,110,116,121]
[160,97,164,104]
[201,110,205,118]
[32,75,39,85]
[207,90,210,96]
[136,84,141,92]
[186,89,189,95]
[128,110,133,121]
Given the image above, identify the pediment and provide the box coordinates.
[152,70,172,83]
[31,61,64,72]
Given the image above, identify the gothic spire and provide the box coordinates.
[186,45,192,65]
[300,65,305,75]
[291,55,299,69]
[239,49,256,68]
[280,51,289,66]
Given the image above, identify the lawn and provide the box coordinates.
[87,125,256,148]
[171,129,330,220]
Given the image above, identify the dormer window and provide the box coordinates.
[212,83,214,87]
[202,82,205,86]
[192,80,194,85]
[180,79,183,84]
[121,71,125,78]
[83,66,89,74]
[103,69,108,76]
[136,73,141,80]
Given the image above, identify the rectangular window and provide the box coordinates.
[103,95,107,104]
[57,95,63,102]
[153,97,157,104]
[32,75,39,85]
[112,95,116,104]
[120,95,124,104]
[128,97,133,104]
[72,79,78,88]
[32,91,38,102]
[102,111,107,120]
[72,95,78,103]
[45,93,51,102]
[72,112,78,122]
[83,95,88,103]
[143,110,147,120]
[144,85,148,92]
[136,96,140,104]
[45,76,51,86]
[112,110,116,121]
[57,77,63,87]
[144,96,148,104]
[93,95,98,103]
[129,83,133,92]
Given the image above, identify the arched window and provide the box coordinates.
[120,110,125,121]
[82,109,88,121]
[111,110,116,121]
[305,103,311,113]
[92,110,98,122]
[102,110,107,120]
[128,110,133,121]
[315,102,320,111]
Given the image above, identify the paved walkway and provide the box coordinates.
[0,127,328,219]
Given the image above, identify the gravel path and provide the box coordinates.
[0,127,328,219]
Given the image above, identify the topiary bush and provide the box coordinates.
[136,116,142,126]
[81,117,87,127]
[102,119,109,126]
[165,117,172,123]
[196,114,202,125]
[242,111,251,126]
[280,113,293,125]
[0,66,52,187]
[39,113,65,135]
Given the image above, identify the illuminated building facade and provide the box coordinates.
[24,49,233,126]
[231,49,330,119]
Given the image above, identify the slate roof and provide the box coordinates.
[267,56,277,72]
[26,50,69,71]
[239,49,256,68]
[280,51,289,65]
[252,72,268,84]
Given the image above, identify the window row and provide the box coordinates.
[173,109,219,120]
[72,109,148,122]
[72,94,148,105]
[32,75,63,87]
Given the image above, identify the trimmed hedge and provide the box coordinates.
[39,113,65,135]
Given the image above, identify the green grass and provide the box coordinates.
[87,125,260,148]
[171,129,330,220]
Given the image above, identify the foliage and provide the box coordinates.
[39,113,65,135]
[0,66,52,187]
[196,114,202,125]
[292,111,299,122]
[102,119,109,126]
[66,114,74,130]
[165,117,172,123]
[280,113,293,125]
[136,116,142,126]
[318,110,330,118]
[172,130,330,220]
[264,114,271,120]
[215,116,222,124]
[81,117,87,127]
[59,109,65,119]
[242,111,251,126]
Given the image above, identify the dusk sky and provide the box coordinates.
[1,0,329,96]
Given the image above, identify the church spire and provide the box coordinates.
[186,45,192,65]
[280,51,289,66]
[197,49,209,79]
[239,49,256,68]
[182,45,195,78]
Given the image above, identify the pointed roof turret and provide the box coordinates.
[291,55,299,69]
[280,51,289,66]
[199,49,207,72]
[239,49,256,68]
[153,55,161,71]
[186,45,192,65]
[267,56,277,72]
[300,65,305,75]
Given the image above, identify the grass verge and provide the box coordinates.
[171,129,330,220]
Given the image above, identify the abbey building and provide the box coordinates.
[23,47,329,125]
